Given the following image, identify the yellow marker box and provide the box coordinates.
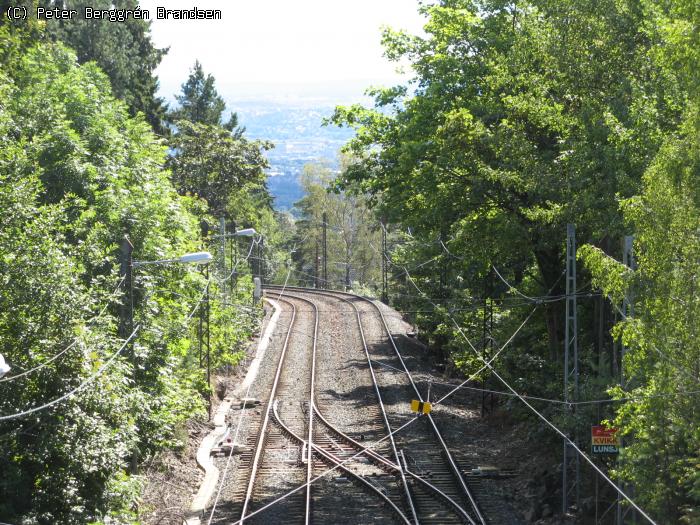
[411,400,432,414]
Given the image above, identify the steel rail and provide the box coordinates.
[277,290,420,525]
[301,294,319,525]
[239,296,305,523]
[272,401,413,525]
[313,405,476,523]
[267,285,485,525]
[369,298,486,525]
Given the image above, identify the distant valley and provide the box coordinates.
[231,100,355,212]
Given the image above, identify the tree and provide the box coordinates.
[331,0,679,360]
[580,1,700,520]
[293,161,381,291]
[39,0,169,134]
[0,28,260,522]
[167,120,271,218]
[170,60,241,132]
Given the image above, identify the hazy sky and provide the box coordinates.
[141,0,426,103]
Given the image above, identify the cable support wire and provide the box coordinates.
[220,274,652,522]
[367,358,700,407]
[373,230,597,304]
[224,242,644,520]
[223,283,532,522]
[227,415,421,525]
[206,311,272,525]
[210,235,259,285]
[0,275,127,383]
[400,262,657,524]
[0,325,141,421]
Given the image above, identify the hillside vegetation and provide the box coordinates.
[329,1,700,522]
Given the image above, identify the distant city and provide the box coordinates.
[230,99,357,212]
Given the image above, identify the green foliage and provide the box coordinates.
[332,0,680,365]
[583,107,700,521]
[577,3,700,520]
[39,0,169,134]
[0,29,264,523]
[578,245,632,303]
[292,160,381,290]
[169,60,240,132]
[167,120,272,217]
[331,0,698,520]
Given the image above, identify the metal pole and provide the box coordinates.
[198,293,203,367]
[230,221,236,291]
[482,275,488,418]
[322,212,328,289]
[205,264,211,421]
[315,242,320,289]
[488,271,495,414]
[119,236,134,341]
[260,237,265,287]
[219,217,226,294]
[199,220,208,368]
[563,223,580,515]
[617,235,635,525]
[381,219,388,303]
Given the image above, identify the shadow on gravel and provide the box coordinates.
[207,476,307,525]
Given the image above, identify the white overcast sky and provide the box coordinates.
[141,0,426,103]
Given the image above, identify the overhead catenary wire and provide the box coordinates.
[376,239,655,519]
[367,358,700,407]
[237,246,657,523]
[492,264,542,302]
[230,280,550,522]
[210,235,260,285]
[0,325,141,421]
[208,229,651,520]
[205,306,274,525]
[400,264,657,524]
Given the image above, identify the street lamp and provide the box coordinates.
[132,251,213,267]
[123,243,213,331]
[0,354,10,379]
[233,228,256,237]
[119,237,214,418]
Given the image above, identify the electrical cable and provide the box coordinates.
[0,325,140,421]
[211,235,259,285]
[0,275,126,383]
[207,232,310,523]
[376,239,654,517]
[223,281,547,522]
[366,359,700,406]
[492,264,541,302]
[402,265,657,524]
[226,415,420,525]
[205,317,268,525]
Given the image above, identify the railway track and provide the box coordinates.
[229,295,313,524]
[222,292,418,524]
[265,286,488,525]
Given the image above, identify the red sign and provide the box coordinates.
[591,426,620,454]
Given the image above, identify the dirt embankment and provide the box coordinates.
[137,305,274,524]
